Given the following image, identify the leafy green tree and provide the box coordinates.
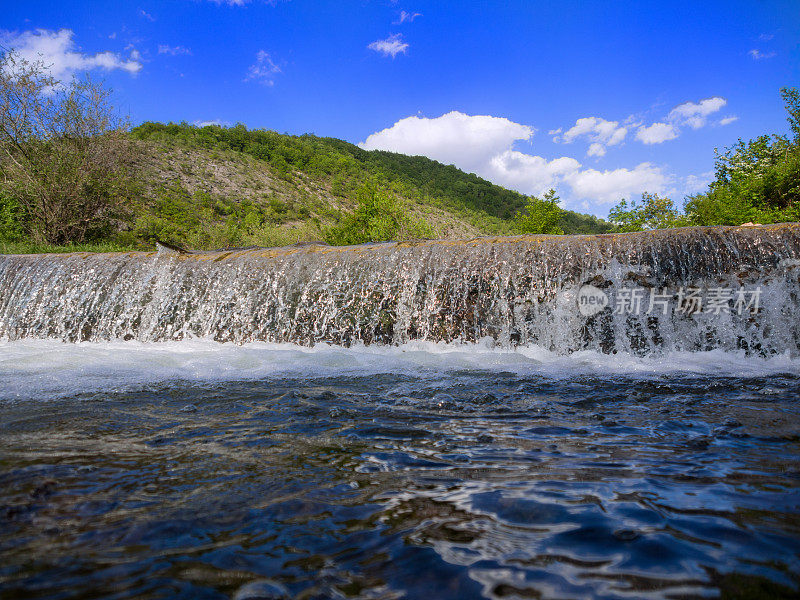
[0,50,133,244]
[511,189,564,234]
[609,192,688,232]
[325,185,433,245]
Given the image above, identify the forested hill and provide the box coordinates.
[128,122,611,245]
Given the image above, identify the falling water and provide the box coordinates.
[1,224,798,354]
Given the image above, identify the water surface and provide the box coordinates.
[1,341,799,599]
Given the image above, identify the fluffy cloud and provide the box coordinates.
[566,163,669,205]
[194,119,232,127]
[204,1,286,8]
[360,111,668,208]
[0,28,142,82]
[360,111,534,175]
[158,45,192,56]
[245,50,280,85]
[553,96,733,150]
[635,122,678,145]
[668,97,726,129]
[368,34,408,58]
[489,151,581,196]
[558,117,627,157]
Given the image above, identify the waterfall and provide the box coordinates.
[1,224,799,355]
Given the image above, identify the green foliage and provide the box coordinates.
[684,87,800,226]
[511,189,565,234]
[609,192,689,232]
[325,185,434,245]
[134,184,260,249]
[684,135,800,225]
[129,182,325,250]
[0,192,26,242]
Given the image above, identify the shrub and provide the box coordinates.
[511,189,565,234]
[0,192,26,242]
[325,186,434,245]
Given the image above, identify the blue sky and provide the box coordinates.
[1,0,798,216]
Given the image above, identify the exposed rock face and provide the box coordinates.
[1,224,799,355]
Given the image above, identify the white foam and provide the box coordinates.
[1,338,798,401]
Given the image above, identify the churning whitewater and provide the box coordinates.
[2,339,800,402]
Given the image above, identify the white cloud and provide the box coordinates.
[749,49,776,60]
[718,115,738,126]
[555,96,730,150]
[0,28,142,82]
[566,163,669,204]
[360,111,534,174]
[360,111,669,209]
[489,151,580,196]
[158,44,192,56]
[668,97,727,129]
[635,122,678,144]
[206,0,285,7]
[558,116,627,157]
[245,50,280,85]
[395,10,421,24]
[624,96,729,145]
[368,34,408,58]
[587,142,606,157]
[139,9,155,21]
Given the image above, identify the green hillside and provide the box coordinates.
[123,122,612,248]
[1,121,613,253]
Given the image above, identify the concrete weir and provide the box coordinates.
[1,224,799,354]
